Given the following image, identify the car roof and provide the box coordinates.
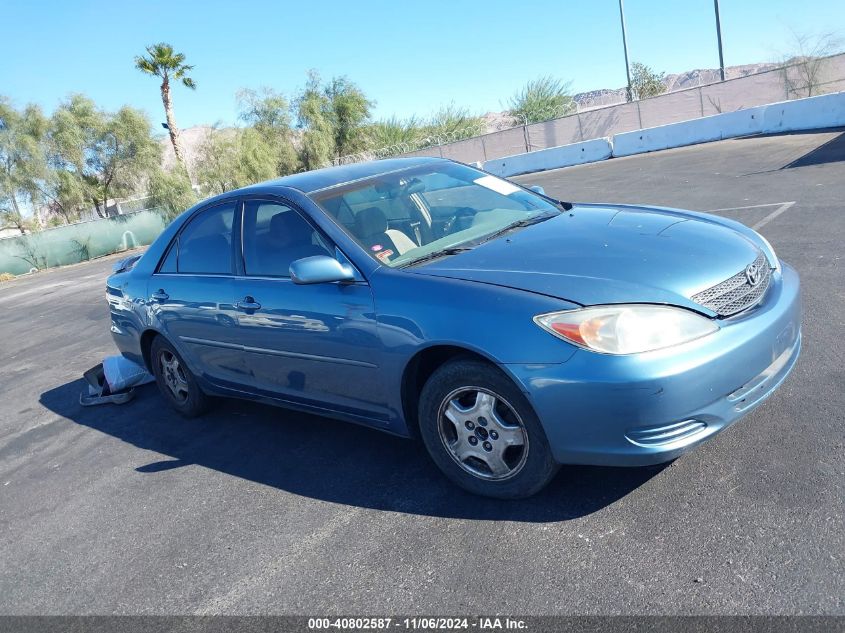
[236,156,446,195]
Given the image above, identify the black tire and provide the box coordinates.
[150,335,209,418]
[418,358,559,499]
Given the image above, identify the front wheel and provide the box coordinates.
[418,359,559,498]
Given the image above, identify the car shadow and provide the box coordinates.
[781,130,845,170]
[40,378,664,522]
[732,127,845,175]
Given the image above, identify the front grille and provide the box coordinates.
[691,252,772,317]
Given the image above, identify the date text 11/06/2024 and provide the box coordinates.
[307,617,528,630]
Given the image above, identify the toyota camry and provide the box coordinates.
[107,157,801,498]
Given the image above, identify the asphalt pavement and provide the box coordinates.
[0,129,842,615]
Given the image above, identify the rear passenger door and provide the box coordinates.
[229,198,386,421]
[149,201,245,386]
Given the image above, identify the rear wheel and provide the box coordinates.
[150,336,209,417]
[418,359,558,498]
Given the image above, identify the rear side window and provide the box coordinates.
[176,203,236,274]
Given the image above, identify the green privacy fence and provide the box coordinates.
[0,209,167,276]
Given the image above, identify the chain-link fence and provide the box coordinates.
[335,53,845,167]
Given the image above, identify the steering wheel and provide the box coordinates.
[442,207,476,235]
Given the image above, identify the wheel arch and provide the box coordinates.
[139,328,162,373]
[400,343,525,439]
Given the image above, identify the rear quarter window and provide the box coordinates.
[158,242,178,273]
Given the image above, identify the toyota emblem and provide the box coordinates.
[745,263,761,286]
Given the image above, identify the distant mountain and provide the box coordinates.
[574,61,783,110]
[663,61,781,91]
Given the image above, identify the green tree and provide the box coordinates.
[44,169,87,224]
[238,86,292,132]
[135,43,196,166]
[237,87,299,175]
[296,71,374,168]
[235,127,282,185]
[324,75,373,157]
[193,127,238,195]
[424,104,485,144]
[630,62,666,100]
[49,95,161,217]
[296,72,334,169]
[148,166,197,221]
[0,207,38,234]
[365,105,485,157]
[0,98,49,231]
[367,116,423,153]
[193,126,278,196]
[369,116,419,145]
[507,76,575,125]
[42,194,81,225]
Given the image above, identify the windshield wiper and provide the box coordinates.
[479,210,558,244]
[396,246,474,268]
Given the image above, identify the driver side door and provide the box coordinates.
[229,198,387,423]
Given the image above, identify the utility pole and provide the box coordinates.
[618,0,633,101]
[714,0,726,81]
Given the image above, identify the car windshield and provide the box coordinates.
[310,162,561,267]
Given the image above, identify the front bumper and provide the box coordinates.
[505,262,802,466]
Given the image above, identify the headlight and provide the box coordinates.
[534,305,719,355]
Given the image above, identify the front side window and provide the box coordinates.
[176,202,236,274]
[241,201,331,277]
[311,163,560,267]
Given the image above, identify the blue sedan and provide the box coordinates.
[107,158,801,498]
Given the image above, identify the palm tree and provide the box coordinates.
[135,43,196,166]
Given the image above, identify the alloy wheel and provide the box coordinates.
[159,350,190,404]
[437,387,529,481]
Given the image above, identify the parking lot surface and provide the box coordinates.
[0,129,843,615]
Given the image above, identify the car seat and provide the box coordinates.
[255,211,326,276]
[354,206,418,258]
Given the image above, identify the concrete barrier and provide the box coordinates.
[612,106,765,157]
[612,91,844,158]
[761,91,845,133]
[476,91,844,178]
[482,138,613,177]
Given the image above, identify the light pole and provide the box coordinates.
[714,0,726,81]
[619,0,633,101]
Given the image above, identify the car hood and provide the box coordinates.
[409,204,761,313]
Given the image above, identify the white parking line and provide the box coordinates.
[707,201,795,212]
[706,201,797,231]
[750,201,796,231]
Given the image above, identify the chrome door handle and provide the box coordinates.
[236,296,261,311]
[150,289,169,302]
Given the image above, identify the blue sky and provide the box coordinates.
[1,0,842,128]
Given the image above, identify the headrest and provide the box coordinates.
[355,206,388,237]
[269,211,313,241]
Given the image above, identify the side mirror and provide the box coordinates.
[290,255,356,285]
[528,185,546,195]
